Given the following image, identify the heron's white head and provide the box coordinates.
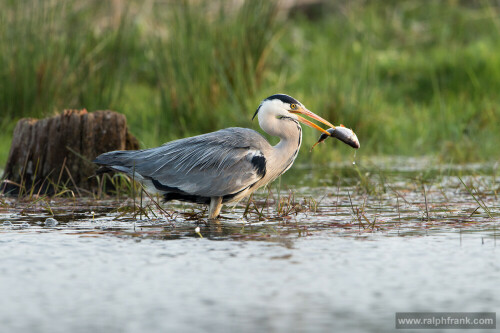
[253,94,334,136]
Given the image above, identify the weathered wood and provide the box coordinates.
[1,109,139,195]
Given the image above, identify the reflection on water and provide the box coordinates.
[0,162,499,332]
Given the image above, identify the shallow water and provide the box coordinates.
[0,232,498,333]
[1,162,499,333]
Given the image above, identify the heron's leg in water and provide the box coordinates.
[208,197,223,219]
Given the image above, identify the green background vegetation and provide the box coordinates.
[1,0,499,168]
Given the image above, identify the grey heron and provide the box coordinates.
[93,94,356,219]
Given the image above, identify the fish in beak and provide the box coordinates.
[310,125,360,150]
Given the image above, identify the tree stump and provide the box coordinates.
[1,109,139,195]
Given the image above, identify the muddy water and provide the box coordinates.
[1,162,499,333]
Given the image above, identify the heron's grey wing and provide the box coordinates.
[94,128,270,198]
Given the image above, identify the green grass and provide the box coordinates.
[1,0,500,169]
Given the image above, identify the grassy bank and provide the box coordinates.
[1,0,499,168]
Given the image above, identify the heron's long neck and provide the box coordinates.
[259,115,302,179]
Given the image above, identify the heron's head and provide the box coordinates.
[253,94,334,135]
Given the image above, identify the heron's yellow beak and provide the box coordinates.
[290,107,335,136]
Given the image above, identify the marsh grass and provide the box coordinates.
[292,1,500,162]
[6,155,497,234]
[1,0,500,168]
[1,165,498,243]
[459,176,493,219]
[241,183,319,221]
[149,1,278,138]
[0,1,133,118]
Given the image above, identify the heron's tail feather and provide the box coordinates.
[93,150,134,167]
[93,150,145,180]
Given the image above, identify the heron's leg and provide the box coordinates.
[208,197,223,219]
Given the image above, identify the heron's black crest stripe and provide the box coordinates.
[265,94,299,105]
[253,94,300,120]
[251,155,266,177]
[252,104,262,120]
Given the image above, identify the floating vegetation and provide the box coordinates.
[2,1,500,166]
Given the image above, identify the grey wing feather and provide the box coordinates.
[94,128,270,197]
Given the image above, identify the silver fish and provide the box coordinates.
[311,125,360,150]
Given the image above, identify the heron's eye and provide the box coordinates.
[290,103,296,109]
